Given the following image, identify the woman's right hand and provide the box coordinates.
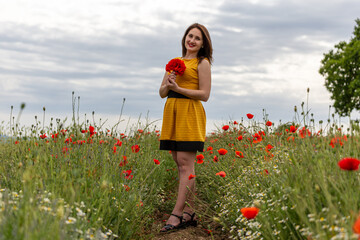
[167,72,179,92]
[167,71,176,83]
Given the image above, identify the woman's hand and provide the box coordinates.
[166,72,179,91]
[159,71,178,98]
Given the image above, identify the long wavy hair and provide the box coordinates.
[181,23,213,64]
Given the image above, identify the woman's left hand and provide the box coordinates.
[167,74,179,91]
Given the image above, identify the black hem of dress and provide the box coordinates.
[160,140,204,152]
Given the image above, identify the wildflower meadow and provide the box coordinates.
[1,98,360,240]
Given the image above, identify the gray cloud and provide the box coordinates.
[1,0,360,129]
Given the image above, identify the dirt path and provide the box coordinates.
[143,200,228,240]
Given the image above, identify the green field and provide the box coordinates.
[1,109,360,239]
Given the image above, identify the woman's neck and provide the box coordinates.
[183,52,198,59]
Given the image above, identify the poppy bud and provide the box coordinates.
[253,200,261,208]
[101,180,108,189]
[213,217,221,223]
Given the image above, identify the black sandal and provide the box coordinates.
[160,213,185,233]
[183,212,197,227]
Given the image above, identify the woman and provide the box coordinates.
[159,23,213,232]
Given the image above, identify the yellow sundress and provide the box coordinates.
[159,57,207,152]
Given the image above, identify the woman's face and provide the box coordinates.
[184,28,203,54]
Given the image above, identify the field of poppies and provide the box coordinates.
[1,107,360,240]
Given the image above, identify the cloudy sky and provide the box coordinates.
[0,0,359,132]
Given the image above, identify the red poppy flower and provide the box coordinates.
[165,58,186,76]
[252,133,262,143]
[235,151,244,158]
[265,144,274,152]
[15,141,19,144]
[131,144,140,153]
[299,127,311,138]
[264,169,269,174]
[329,138,336,148]
[125,174,133,180]
[138,129,143,133]
[196,154,204,164]
[115,139,122,146]
[123,185,130,191]
[222,125,229,131]
[338,157,360,171]
[233,121,238,124]
[188,174,196,180]
[289,125,297,133]
[237,135,243,141]
[287,136,295,142]
[353,215,360,234]
[153,159,160,165]
[266,121,272,126]
[64,138,72,144]
[112,146,117,153]
[241,207,259,219]
[122,169,133,179]
[196,154,204,161]
[119,156,128,167]
[207,146,213,151]
[40,134,47,139]
[213,156,219,162]
[122,169,132,176]
[216,171,226,177]
[246,113,254,119]
[89,125,95,137]
[217,148,228,155]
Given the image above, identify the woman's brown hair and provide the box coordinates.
[181,23,213,64]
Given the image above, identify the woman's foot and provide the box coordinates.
[183,211,197,227]
[160,213,185,233]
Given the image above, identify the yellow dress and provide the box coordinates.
[160,57,207,152]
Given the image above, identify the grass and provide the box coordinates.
[1,103,360,239]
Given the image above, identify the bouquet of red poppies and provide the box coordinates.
[165,58,186,76]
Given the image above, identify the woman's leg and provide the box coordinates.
[171,151,180,180]
[162,151,196,227]
[178,151,196,222]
